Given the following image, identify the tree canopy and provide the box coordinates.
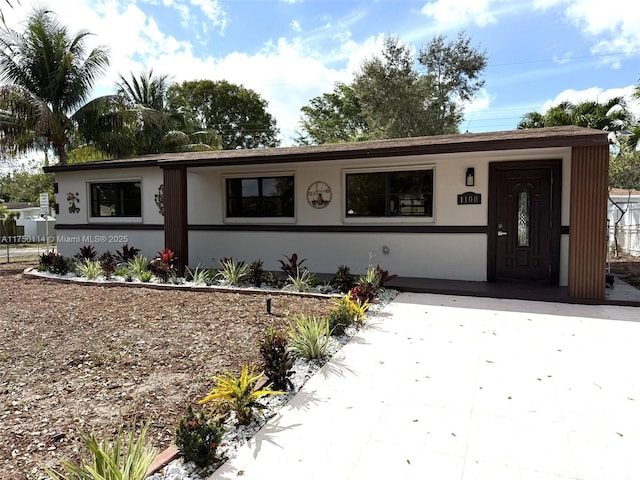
[0,160,54,203]
[295,83,367,145]
[166,80,280,150]
[0,8,109,164]
[296,32,487,144]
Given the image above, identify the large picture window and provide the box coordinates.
[90,182,141,217]
[346,169,433,217]
[226,176,294,217]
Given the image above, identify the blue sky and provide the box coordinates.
[3,0,639,145]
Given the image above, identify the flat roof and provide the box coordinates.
[45,126,609,173]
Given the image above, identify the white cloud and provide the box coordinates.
[188,0,228,32]
[541,86,640,121]
[532,0,640,59]
[463,88,492,116]
[421,0,498,29]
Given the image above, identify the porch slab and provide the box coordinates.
[386,275,640,307]
[208,292,640,480]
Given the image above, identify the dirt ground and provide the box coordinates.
[0,262,333,480]
[609,253,640,288]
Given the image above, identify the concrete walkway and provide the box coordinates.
[210,293,640,480]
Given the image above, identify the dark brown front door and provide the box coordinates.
[488,161,561,284]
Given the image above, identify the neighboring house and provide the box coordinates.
[44,126,610,300]
[608,188,640,257]
[2,202,56,239]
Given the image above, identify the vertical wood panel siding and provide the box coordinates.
[568,145,609,299]
[163,167,188,275]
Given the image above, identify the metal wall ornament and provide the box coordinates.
[155,184,165,216]
[67,192,80,214]
[307,181,332,208]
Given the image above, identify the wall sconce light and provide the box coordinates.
[466,168,475,187]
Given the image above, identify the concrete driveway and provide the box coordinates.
[210,292,640,480]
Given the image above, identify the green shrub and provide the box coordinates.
[215,257,248,286]
[328,294,369,335]
[175,405,225,468]
[259,328,294,391]
[139,270,153,283]
[265,271,284,289]
[76,259,102,280]
[198,365,283,426]
[114,266,129,277]
[288,315,330,361]
[43,424,156,480]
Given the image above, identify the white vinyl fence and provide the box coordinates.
[608,200,640,256]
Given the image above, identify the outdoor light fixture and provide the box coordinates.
[466,168,475,187]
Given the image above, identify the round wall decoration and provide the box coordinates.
[307,181,332,208]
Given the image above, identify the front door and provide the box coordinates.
[488,162,561,284]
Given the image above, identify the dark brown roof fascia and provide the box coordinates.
[43,127,609,173]
[43,157,160,173]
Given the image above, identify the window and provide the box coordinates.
[90,182,141,217]
[226,176,294,217]
[346,169,433,217]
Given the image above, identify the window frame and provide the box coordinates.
[87,179,143,223]
[342,165,435,224]
[223,173,296,223]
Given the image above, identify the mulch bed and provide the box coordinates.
[0,262,333,480]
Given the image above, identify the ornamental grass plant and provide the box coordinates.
[43,424,156,480]
[287,314,330,361]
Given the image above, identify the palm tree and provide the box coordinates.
[74,70,221,157]
[116,69,170,110]
[517,97,633,133]
[0,8,109,164]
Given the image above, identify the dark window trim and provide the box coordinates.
[345,168,434,219]
[89,181,142,218]
[189,224,486,233]
[225,175,294,218]
[56,223,486,234]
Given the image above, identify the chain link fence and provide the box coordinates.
[0,236,57,263]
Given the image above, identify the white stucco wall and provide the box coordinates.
[52,146,573,283]
[53,168,164,258]
[189,231,488,280]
